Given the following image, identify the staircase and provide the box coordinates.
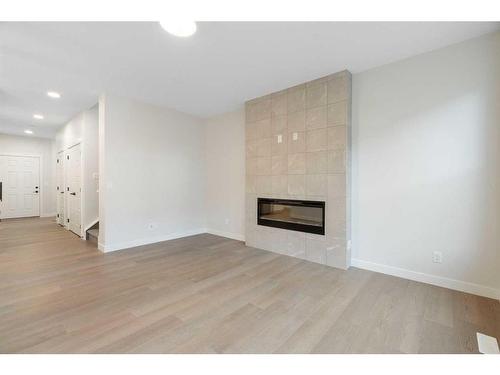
[86,221,99,245]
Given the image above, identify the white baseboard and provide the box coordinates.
[351,258,500,300]
[40,212,56,218]
[206,228,245,242]
[98,227,245,253]
[99,228,207,253]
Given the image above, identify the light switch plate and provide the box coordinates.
[277,134,283,144]
[293,132,298,141]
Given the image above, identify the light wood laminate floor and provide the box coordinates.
[1,217,499,353]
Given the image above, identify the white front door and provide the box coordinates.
[0,155,40,219]
[56,151,65,225]
[65,144,82,236]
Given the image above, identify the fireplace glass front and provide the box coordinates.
[257,198,325,235]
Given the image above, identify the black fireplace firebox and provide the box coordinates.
[257,198,325,235]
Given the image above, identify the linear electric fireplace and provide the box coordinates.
[257,198,325,235]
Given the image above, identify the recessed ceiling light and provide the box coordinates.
[24,130,33,134]
[33,114,44,120]
[159,20,197,37]
[47,91,61,98]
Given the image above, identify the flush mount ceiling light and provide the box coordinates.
[47,91,61,98]
[33,114,44,120]
[24,130,33,134]
[159,20,197,37]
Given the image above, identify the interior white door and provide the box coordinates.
[56,151,65,225]
[65,144,82,236]
[0,155,40,219]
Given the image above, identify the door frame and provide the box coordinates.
[63,142,84,238]
[0,153,43,219]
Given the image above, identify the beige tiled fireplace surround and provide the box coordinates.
[245,70,352,269]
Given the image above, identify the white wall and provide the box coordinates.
[98,95,107,245]
[204,109,246,240]
[56,106,99,231]
[82,106,99,229]
[0,133,56,216]
[351,31,500,298]
[55,112,84,152]
[99,93,206,252]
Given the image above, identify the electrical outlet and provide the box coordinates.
[433,251,442,263]
[224,218,230,225]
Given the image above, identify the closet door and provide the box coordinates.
[56,151,65,225]
[65,144,82,236]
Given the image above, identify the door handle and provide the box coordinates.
[70,192,76,196]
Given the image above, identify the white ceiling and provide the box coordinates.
[1,22,498,138]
